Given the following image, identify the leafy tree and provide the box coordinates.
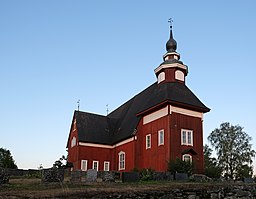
[208,122,255,180]
[0,148,17,169]
[53,155,67,169]
[236,164,253,180]
[203,145,222,178]
[168,157,194,176]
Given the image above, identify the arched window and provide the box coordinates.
[118,151,125,170]
[175,70,184,81]
[157,72,165,84]
[182,154,192,163]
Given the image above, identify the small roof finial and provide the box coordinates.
[77,99,80,111]
[106,104,109,116]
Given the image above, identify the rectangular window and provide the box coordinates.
[104,161,110,171]
[182,130,187,144]
[92,160,99,171]
[187,131,192,145]
[158,129,164,146]
[146,134,151,149]
[118,152,125,170]
[81,160,88,171]
[181,129,193,146]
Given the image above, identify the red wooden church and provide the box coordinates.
[67,26,210,174]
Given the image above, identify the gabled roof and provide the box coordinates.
[74,111,117,145]
[68,81,210,146]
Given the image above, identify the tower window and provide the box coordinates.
[157,72,165,84]
[175,70,184,81]
[181,129,193,146]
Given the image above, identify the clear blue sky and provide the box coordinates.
[1,1,256,170]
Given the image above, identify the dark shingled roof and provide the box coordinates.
[69,81,210,146]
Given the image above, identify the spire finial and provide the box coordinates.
[168,18,173,30]
[77,99,80,111]
[106,104,109,115]
[166,18,177,52]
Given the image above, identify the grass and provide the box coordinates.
[0,177,254,198]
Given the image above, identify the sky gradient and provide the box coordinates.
[1,1,256,170]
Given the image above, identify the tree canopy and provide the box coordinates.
[203,144,222,178]
[0,148,17,169]
[208,122,255,179]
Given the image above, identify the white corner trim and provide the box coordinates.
[170,105,203,119]
[78,137,135,149]
[143,106,168,125]
[154,63,187,74]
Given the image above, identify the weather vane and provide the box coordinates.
[168,18,173,29]
[77,99,80,111]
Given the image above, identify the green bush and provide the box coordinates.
[168,157,194,176]
[140,168,154,181]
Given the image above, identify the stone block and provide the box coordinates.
[122,172,140,183]
[165,172,174,181]
[175,173,188,181]
[71,170,86,183]
[0,169,9,185]
[86,169,97,183]
[243,178,254,183]
[153,172,166,181]
[102,171,115,182]
[41,168,64,183]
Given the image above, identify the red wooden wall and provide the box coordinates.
[67,108,204,173]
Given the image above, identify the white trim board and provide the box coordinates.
[78,137,135,149]
[170,106,203,119]
[143,106,168,125]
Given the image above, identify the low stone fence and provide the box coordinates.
[3,168,40,177]
[66,185,256,199]
[41,168,64,183]
[0,169,9,185]
[70,170,120,183]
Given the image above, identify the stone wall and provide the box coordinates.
[63,184,256,199]
[4,168,40,177]
[0,169,9,185]
[41,168,64,183]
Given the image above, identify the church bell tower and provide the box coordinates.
[154,21,188,84]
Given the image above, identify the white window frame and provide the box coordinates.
[81,160,88,171]
[182,154,192,163]
[118,151,125,171]
[104,161,110,171]
[146,134,151,149]
[181,129,193,146]
[158,129,164,146]
[92,160,99,171]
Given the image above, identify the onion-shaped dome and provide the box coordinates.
[166,29,177,52]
